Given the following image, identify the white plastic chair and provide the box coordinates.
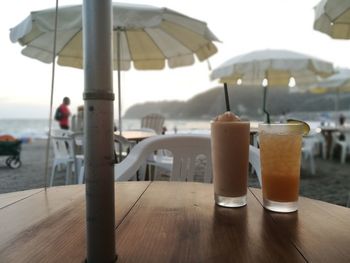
[114,134,262,185]
[301,136,317,175]
[313,132,327,159]
[72,132,84,181]
[50,130,78,186]
[330,131,341,159]
[114,134,134,163]
[78,134,133,184]
[146,149,173,180]
[331,129,350,164]
[141,113,165,134]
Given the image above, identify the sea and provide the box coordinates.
[0,118,212,140]
[0,117,329,141]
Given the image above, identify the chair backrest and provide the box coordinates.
[341,129,350,146]
[141,113,165,134]
[115,134,261,184]
[51,129,75,160]
[332,128,350,146]
[302,136,319,152]
[114,134,134,163]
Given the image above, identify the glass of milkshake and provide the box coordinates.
[211,112,250,207]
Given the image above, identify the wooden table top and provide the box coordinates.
[319,126,341,132]
[0,182,349,262]
[115,129,156,142]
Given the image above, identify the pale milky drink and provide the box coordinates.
[259,123,304,213]
[211,112,250,207]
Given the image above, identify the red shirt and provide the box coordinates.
[59,104,71,127]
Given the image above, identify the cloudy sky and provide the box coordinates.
[1,0,349,119]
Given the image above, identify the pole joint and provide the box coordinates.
[83,92,115,101]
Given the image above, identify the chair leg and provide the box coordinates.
[65,164,70,185]
[74,158,84,184]
[78,166,85,184]
[310,153,315,175]
[322,143,327,160]
[341,146,346,164]
[331,143,336,160]
[148,164,153,181]
[154,166,159,180]
[65,162,74,185]
[50,165,57,187]
[138,162,147,181]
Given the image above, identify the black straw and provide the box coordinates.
[262,85,270,123]
[224,83,230,112]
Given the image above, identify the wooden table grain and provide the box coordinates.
[115,130,156,143]
[0,182,349,262]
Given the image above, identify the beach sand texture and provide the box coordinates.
[0,139,349,207]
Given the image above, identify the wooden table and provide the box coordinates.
[1,182,349,262]
[116,129,156,143]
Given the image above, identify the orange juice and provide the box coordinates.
[259,123,304,212]
[260,133,302,202]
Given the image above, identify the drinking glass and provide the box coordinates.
[259,123,304,212]
[211,121,250,207]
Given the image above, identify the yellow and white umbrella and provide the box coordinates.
[10,2,219,132]
[314,0,350,39]
[310,68,350,110]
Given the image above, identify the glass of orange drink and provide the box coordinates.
[259,123,305,213]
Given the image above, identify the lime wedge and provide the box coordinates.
[287,119,310,136]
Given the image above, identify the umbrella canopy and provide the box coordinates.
[314,0,350,39]
[210,49,334,122]
[210,49,333,86]
[310,68,350,110]
[10,2,219,131]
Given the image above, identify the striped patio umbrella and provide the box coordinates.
[10,2,219,132]
[310,68,350,111]
[314,0,350,39]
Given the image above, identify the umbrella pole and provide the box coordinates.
[117,29,122,134]
[44,0,59,189]
[83,0,116,262]
[262,85,270,123]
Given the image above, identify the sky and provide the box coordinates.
[1,0,349,119]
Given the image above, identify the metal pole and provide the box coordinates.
[117,28,122,134]
[83,0,116,262]
[44,0,59,189]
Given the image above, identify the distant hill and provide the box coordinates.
[124,85,350,120]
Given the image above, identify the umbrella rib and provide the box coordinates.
[145,29,172,62]
[54,29,83,58]
[128,29,167,64]
[26,29,83,61]
[332,7,350,23]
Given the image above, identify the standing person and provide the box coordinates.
[339,113,346,126]
[55,97,71,130]
[338,113,346,141]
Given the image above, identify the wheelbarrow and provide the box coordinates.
[0,140,22,168]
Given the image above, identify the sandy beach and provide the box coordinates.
[0,139,349,207]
